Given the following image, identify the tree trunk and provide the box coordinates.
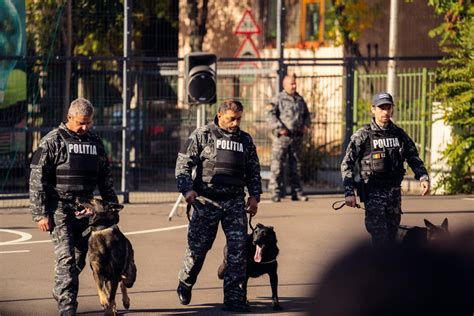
[64,0,72,119]
[187,0,208,52]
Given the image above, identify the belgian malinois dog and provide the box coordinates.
[76,197,137,316]
[397,218,450,245]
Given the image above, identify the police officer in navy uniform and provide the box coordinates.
[175,99,262,312]
[29,98,118,316]
[341,92,430,246]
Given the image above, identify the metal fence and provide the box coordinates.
[0,55,437,207]
[354,68,435,165]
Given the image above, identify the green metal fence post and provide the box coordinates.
[353,70,359,132]
[420,68,428,162]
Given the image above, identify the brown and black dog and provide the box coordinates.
[76,197,137,316]
[397,218,450,245]
[218,223,281,310]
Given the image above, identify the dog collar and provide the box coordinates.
[82,224,118,238]
[255,258,277,264]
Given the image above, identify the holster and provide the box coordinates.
[355,180,368,203]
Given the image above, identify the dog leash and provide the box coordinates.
[186,196,223,221]
[248,214,255,232]
[332,199,365,210]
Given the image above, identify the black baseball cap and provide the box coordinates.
[372,92,394,107]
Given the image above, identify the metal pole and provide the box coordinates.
[343,58,355,154]
[196,104,206,129]
[121,0,131,203]
[387,0,398,97]
[420,68,428,162]
[63,0,72,120]
[352,69,359,133]
[169,103,206,220]
[276,0,285,92]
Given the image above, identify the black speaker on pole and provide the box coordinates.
[185,52,217,104]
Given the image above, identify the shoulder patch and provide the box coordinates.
[179,138,193,154]
[31,148,44,165]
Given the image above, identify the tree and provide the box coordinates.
[186,0,209,52]
[326,0,380,55]
[428,0,473,193]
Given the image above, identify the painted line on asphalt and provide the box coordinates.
[0,229,33,245]
[462,198,474,201]
[124,224,188,236]
[0,250,30,254]
[0,224,188,246]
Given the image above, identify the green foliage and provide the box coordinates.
[26,0,177,57]
[325,0,381,47]
[429,1,474,194]
[428,0,472,44]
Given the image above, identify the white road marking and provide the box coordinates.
[0,229,33,245]
[462,198,474,201]
[0,250,30,254]
[0,224,188,246]
[124,224,188,236]
[1,239,51,246]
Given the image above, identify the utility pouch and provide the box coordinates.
[355,180,368,203]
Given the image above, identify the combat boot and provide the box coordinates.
[60,309,76,316]
[291,191,308,201]
[222,302,251,312]
[271,195,281,202]
[177,281,192,305]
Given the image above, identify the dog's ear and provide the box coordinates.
[441,218,449,230]
[108,203,124,212]
[424,219,435,229]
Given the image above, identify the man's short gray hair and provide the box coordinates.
[218,99,244,113]
[68,98,94,117]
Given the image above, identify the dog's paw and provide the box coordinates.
[272,302,283,311]
[123,301,130,310]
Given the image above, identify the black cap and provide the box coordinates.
[372,92,394,107]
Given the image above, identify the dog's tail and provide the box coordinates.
[217,262,225,280]
[122,261,137,288]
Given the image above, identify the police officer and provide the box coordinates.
[175,99,262,312]
[29,98,118,316]
[341,92,430,246]
[266,74,311,202]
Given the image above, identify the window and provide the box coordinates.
[299,0,326,48]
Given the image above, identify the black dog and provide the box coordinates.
[76,197,137,316]
[218,223,281,310]
[397,218,449,245]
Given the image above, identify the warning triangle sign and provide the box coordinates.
[235,9,261,35]
[235,37,260,58]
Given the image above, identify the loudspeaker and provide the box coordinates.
[185,52,217,104]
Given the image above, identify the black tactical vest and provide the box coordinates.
[201,126,246,187]
[55,129,100,193]
[360,125,406,183]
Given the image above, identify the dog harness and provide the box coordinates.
[56,129,100,193]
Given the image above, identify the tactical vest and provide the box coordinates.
[360,125,406,183]
[201,126,246,187]
[55,129,100,193]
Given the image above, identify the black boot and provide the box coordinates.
[177,281,192,305]
[291,191,308,201]
[222,302,251,312]
[271,195,281,202]
[60,309,76,316]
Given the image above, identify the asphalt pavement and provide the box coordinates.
[1,195,473,315]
